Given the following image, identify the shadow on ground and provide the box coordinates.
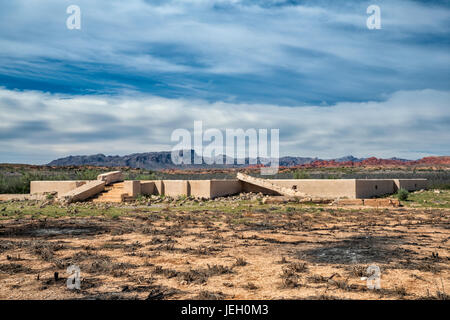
[295,235,415,264]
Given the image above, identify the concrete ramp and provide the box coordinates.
[237,173,307,197]
[59,180,106,203]
[97,171,123,185]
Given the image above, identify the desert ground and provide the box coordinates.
[0,189,448,300]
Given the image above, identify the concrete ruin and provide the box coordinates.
[7,171,427,204]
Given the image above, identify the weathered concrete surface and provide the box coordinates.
[30,181,87,196]
[59,180,105,203]
[27,171,429,202]
[188,180,211,198]
[97,171,123,185]
[271,179,426,199]
[266,179,415,200]
[210,180,242,198]
[271,179,357,199]
[124,180,141,197]
[140,180,163,195]
[237,173,307,197]
[163,180,189,197]
[140,181,156,195]
[393,179,428,192]
[152,180,164,195]
[355,179,394,199]
[188,180,243,199]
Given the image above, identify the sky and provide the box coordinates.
[0,0,449,164]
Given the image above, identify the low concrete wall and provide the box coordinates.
[271,179,357,199]
[163,180,189,197]
[141,180,243,199]
[152,180,164,195]
[60,180,105,203]
[210,180,242,198]
[393,179,428,192]
[30,181,87,196]
[27,177,430,201]
[189,180,211,198]
[97,171,123,185]
[188,180,243,198]
[355,180,394,199]
[124,180,141,197]
[140,181,156,195]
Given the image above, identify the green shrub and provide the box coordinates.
[75,169,102,180]
[0,172,47,194]
[293,170,309,179]
[46,193,55,200]
[397,188,409,201]
[135,194,146,202]
[124,171,158,180]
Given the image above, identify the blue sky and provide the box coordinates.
[0,0,449,163]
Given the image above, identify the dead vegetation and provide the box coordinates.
[0,198,448,300]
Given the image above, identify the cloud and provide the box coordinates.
[0,87,449,163]
[0,0,449,104]
[0,1,448,163]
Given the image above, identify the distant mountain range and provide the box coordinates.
[47,150,320,170]
[47,150,450,170]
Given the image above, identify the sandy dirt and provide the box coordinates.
[0,203,448,300]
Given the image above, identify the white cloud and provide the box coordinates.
[0,0,448,78]
[0,1,448,163]
[0,87,449,163]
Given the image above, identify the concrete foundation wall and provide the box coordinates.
[393,179,428,192]
[140,181,156,195]
[271,179,357,199]
[141,180,243,199]
[124,180,141,197]
[153,180,164,195]
[355,180,394,199]
[30,181,87,196]
[137,179,422,199]
[163,180,189,197]
[189,180,212,198]
[210,180,242,198]
[26,177,430,201]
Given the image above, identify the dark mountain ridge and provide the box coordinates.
[47,150,365,170]
[47,151,450,170]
